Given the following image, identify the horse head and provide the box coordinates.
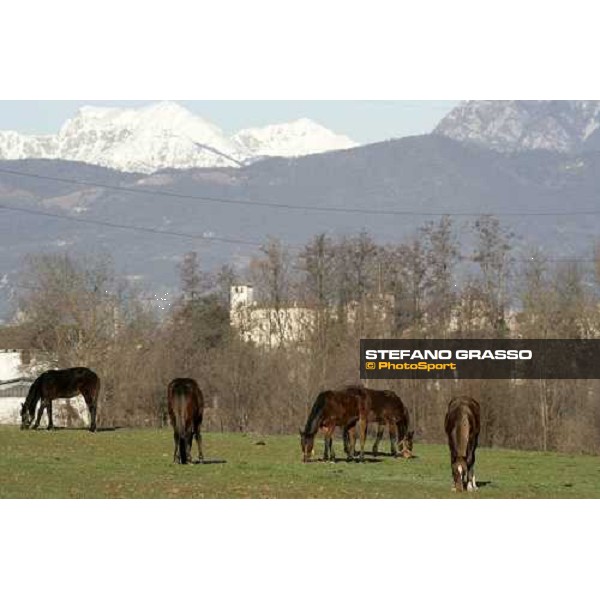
[399,430,415,458]
[299,429,315,463]
[20,402,33,430]
[451,458,468,492]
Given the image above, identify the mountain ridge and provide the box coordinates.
[0,102,358,174]
[435,100,600,153]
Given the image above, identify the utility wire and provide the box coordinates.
[0,168,599,262]
[0,202,262,247]
[0,166,599,217]
[0,200,596,263]
[0,201,597,262]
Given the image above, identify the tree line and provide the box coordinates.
[3,215,600,454]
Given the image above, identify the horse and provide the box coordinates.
[366,389,414,458]
[299,386,368,462]
[20,367,100,432]
[167,378,204,465]
[444,396,481,492]
[344,388,414,458]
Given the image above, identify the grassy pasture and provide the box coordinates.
[1,425,599,498]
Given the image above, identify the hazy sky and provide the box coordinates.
[0,100,459,143]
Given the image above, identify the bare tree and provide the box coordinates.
[472,216,514,335]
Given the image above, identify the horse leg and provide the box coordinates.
[467,445,478,491]
[323,429,330,461]
[389,421,399,457]
[186,432,193,465]
[343,424,355,461]
[372,422,384,456]
[348,425,357,459]
[194,416,203,463]
[328,426,336,462]
[358,417,368,461]
[83,392,97,432]
[33,399,45,430]
[195,431,203,463]
[46,400,54,430]
[89,401,97,433]
[173,431,180,463]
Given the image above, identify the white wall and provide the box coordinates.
[0,351,23,381]
[0,350,91,427]
[0,396,90,427]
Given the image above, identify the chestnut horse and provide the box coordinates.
[299,386,368,462]
[167,378,204,464]
[444,396,480,492]
[20,367,100,432]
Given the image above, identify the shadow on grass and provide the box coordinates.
[31,426,123,433]
[314,457,383,464]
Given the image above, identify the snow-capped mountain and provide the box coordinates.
[0,102,358,173]
[56,102,249,171]
[0,130,58,160]
[232,117,357,157]
[434,100,600,153]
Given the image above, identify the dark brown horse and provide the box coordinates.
[345,388,414,458]
[444,396,480,492]
[367,389,414,458]
[20,367,100,432]
[299,387,368,462]
[167,378,204,465]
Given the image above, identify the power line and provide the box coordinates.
[0,200,597,263]
[1,166,599,217]
[0,202,262,247]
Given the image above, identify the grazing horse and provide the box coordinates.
[299,387,368,462]
[368,390,414,458]
[167,378,204,465]
[20,367,100,432]
[345,388,414,458]
[444,396,481,492]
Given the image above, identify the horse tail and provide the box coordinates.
[457,413,470,458]
[174,392,188,465]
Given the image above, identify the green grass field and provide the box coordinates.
[1,425,599,498]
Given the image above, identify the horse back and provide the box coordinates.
[328,386,368,422]
[167,378,203,420]
[364,388,405,422]
[39,367,99,399]
[445,396,480,455]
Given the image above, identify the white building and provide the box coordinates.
[230,285,317,347]
[0,349,89,427]
[229,285,395,347]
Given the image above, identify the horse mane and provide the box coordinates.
[303,391,329,436]
[23,373,44,416]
